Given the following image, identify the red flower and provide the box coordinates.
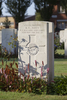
[51,80,55,83]
[42,61,44,66]
[0,68,2,73]
[15,63,18,68]
[35,60,37,67]
[10,63,12,68]
[6,65,8,68]
[10,81,12,84]
[32,77,33,80]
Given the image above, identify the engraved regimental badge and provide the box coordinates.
[28,43,39,55]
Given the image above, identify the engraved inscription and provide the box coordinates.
[19,23,45,34]
[21,28,44,34]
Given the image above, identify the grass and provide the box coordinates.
[54,59,67,76]
[0,91,67,100]
[0,58,18,69]
[54,49,67,76]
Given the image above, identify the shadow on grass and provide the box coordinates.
[0,58,18,61]
[54,58,67,61]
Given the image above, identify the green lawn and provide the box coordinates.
[0,91,67,100]
[0,58,18,69]
[54,59,67,76]
[54,49,67,76]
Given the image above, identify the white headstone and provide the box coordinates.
[0,31,2,44]
[64,29,67,58]
[2,29,18,54]
[18,21,54,82]
[59,30,64,43]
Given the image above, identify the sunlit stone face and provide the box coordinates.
[18,21,54,82]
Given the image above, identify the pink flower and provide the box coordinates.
[4,74,8,79]
[47,68,49,73]
[3,69,5,74]
[41,66,43,77]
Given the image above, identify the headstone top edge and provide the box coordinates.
[18,21,53,25]
[60,30,64,31]
[65,28,67,31]
[2,29,15,31]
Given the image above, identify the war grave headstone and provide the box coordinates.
[64,29,67,58]
[59,30,64,43]
[0,31,2,44]
[59,29,67,58]
[18,21,54,82]
[2,29,18,54]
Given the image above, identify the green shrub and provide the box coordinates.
[47,75,67,95]
[31,78,47,94]
[54,53,64,58]
[58,42,64,49]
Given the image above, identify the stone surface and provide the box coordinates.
[0,31,2,44]
[18,21,54,82]
[59,30,64,43]
[64,29,67,58]
[59,29,67,58]
[2,29,18,54]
